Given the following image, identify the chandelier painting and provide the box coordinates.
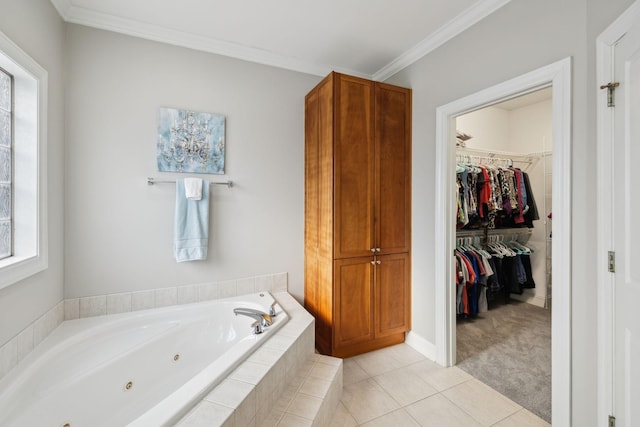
[157,107,225,174]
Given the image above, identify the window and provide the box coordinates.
[0,67,12,260]
[0,31,48,289]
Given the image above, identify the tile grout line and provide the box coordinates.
[338,347,544,427]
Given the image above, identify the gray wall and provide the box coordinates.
[63,25,320,302]
[1,0,637,422]
[384,0,634,424]
[0,0,65,346]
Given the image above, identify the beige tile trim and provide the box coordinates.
[176,291,316,426]
[0,272,288,382]
[0,300,64,379]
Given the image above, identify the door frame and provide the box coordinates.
[434,57,572,426]
[596,2,640,425]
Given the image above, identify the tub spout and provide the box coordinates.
[233,308,273,331]
[268,300,278,317]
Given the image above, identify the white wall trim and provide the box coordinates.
[405,331,437,361]
[434,57,572,427]
[372,0,512,81]
[51,0,511,81]
[52,4,367,79]
[0,31,49,290]
[510,294,546,308]
[48,0,72,20]
[595,2,640,425]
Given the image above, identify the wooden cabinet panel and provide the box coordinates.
[305,76,334,355]
[305,72,411,358]
[376,253,410,338]
[334,75,375,259]
[334,257,375,347]
[375,83,412,255]
[304,87,319,322]
[305,89,319,257]
[318,78,334,261]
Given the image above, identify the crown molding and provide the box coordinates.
[51,0,510,80]
[51,0,370,78]
[372,0,512,81]
[50,0,72,19]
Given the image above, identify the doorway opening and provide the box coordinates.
[434,58,572,427]
[454,87,552,422]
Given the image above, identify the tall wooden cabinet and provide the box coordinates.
[304,72,411,358]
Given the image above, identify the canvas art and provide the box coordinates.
[157,107,225,174]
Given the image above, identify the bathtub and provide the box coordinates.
[0,292,288,427]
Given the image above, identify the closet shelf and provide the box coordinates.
[456,228,533,237]
[457,148,551,171]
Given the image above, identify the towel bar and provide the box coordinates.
[147,177,233,188]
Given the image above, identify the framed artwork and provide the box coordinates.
[157,107,225,174]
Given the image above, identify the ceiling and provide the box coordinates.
[50,0,511,80]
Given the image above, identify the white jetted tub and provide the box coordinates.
[0,292,288,427]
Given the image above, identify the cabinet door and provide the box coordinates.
[334,74,375,259]
[334,257,375,348]
[375,83,411,255]
[375,252,410,338]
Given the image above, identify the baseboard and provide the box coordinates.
[405,331,437,362]
[510,293,547,308]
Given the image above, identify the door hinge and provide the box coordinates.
[608,251,616,273]
[600,82,620,107]
[609,414,616,427]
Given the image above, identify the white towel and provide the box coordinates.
[184,178,203,200]
[174,179,209,262]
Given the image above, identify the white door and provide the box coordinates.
[612,18,640,426]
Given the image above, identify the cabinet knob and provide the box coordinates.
[376,260,381,265]
[370,260,376,265]
[376,248,381,252]
[370,248,376,253]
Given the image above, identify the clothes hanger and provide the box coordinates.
[471,236,491,258]
[505,241,525,255]
[494,236,517,256]
[487,238,508,257]
[510,239,534,254]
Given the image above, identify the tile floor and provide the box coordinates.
[329,344,550,427]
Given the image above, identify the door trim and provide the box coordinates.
[434,57,572,426]
[596,2,640,425]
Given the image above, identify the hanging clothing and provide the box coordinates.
[454,238,536,317]
[456,162,539,230]
[522,171,540,227]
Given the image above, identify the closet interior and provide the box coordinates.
[453,87,553,422]
[455,87,553,313]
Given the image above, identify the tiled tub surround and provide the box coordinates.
[0,272,287,381]
[66,272,289,319]
[0,300,65,379]
[265,353,343,426]
[0,292,290,426]
[0,273,343,427]
[177,293,344,427]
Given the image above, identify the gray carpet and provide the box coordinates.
[456,300,551,423]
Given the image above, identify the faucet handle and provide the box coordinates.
[269,301,278,317]
[251,320,263,335]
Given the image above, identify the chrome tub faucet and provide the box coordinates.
[233,307,273,334]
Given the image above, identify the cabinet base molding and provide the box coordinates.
[316,332,406,359]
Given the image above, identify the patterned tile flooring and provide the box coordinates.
[329,344,550,427]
